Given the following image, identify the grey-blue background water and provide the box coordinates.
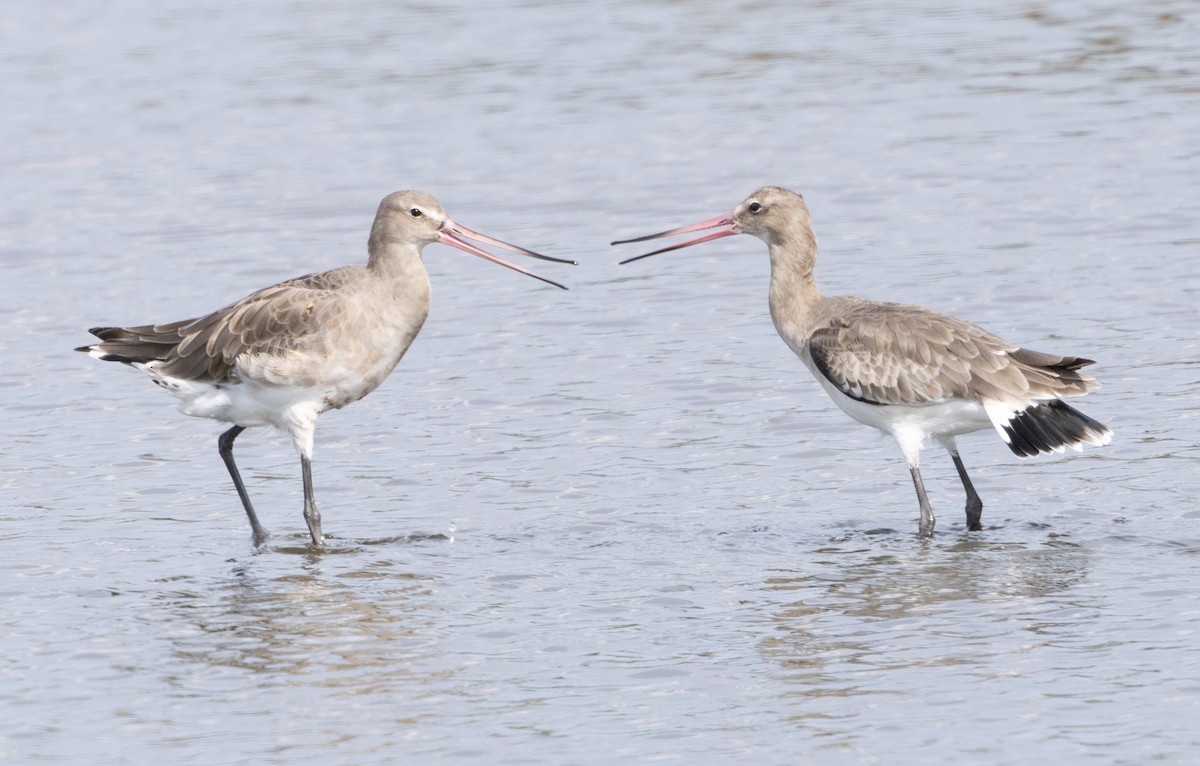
[2,2,1198,763]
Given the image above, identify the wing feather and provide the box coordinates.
[149,268,358,382]
[807,301,1021,406]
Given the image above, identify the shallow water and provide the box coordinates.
[2,1,1199,763]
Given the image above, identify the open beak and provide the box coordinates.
[611,213,738,264]
[440,220,575,290]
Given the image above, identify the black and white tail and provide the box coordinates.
[980,348,1114,458]
[997,398,1113,458]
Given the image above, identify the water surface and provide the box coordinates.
[2,1,1198,763]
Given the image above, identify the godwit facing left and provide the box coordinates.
[614,186,1111,536]
[78,191,573,547]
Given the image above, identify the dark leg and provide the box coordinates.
[951,454,984,531]
[218,426,268,544]
[909,465,936,537]
[300,454,323,546]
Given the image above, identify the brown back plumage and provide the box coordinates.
[807,298,1100,408]
[77,267,362,382]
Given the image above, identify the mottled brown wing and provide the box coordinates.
[154,268,355,382]
[807,302,1021,406]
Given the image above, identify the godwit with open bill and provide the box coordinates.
[79,191,573,546]
[614,186,1111,536]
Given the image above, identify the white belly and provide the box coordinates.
[811,373,993,464]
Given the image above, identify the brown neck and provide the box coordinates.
[366,226,424,281]
[766,232,825,348]
[767,229,821,303]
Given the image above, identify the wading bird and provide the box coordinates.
[614,186,1110,535]
[79,191,572,546]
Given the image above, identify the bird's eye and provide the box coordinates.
[748,202,763,213]
[409,208,423,218]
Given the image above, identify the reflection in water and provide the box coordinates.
[769,536,1090,616]
[161,558,443,692]
[758,535,1092,716]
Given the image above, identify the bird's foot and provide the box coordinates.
[919,508,937,538]
[965,499,983,532]
[304,508,324,547]
[250,525,270,547]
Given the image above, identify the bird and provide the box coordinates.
[614,186,1111,536]
[78,190,573,546]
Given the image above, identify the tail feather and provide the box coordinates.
[998,399,1112,458]
[1008,347,1100,398]
[76,323,190,365]
[1009,348,1095,372]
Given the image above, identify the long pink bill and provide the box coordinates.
[440,221,574,290]
[611,213,738,265]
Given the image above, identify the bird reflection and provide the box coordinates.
[758,534,1093,681]
[162,558,442,687]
